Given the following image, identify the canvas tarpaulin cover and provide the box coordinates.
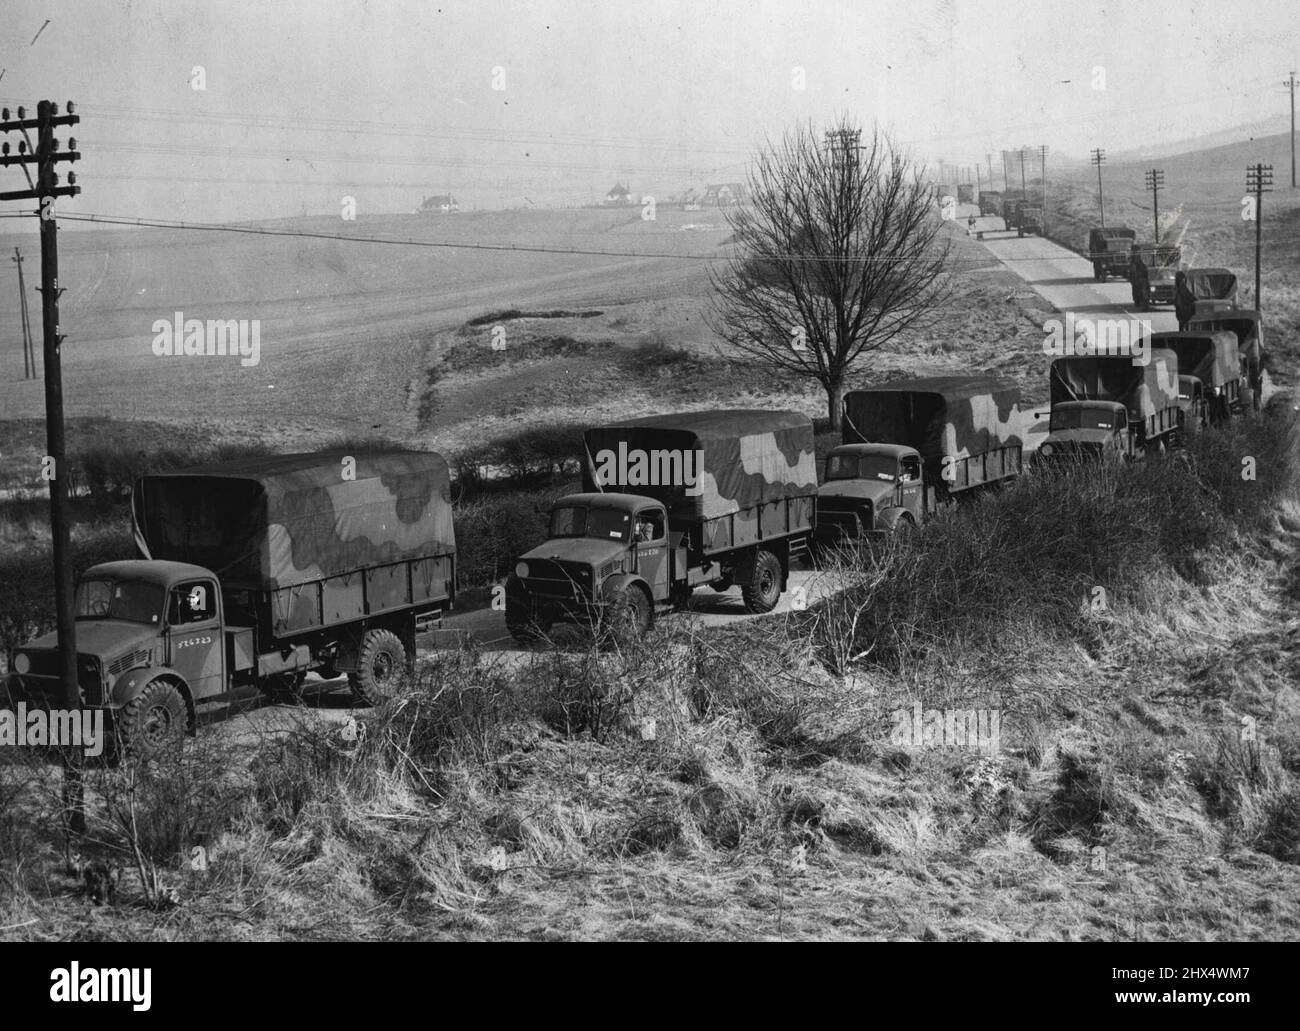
[1049,350,1180,419]
[1148,331,1240,388]
[1185,268,1238,302]
[841,376,1022,459]
[581,410,817,520]
[131,450,455,590]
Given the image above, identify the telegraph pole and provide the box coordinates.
[1144,168,1164,243]
[1039,144,1049,234]
[986,152,993,192]
[1090,149,1106,226]
[1286,72,1297,188]
[1247,163,1273,310]
[12,247,34,378]
[1,100,83,829]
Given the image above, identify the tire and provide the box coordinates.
[741,550,783,614]
[117,679,186,760]
[347,628,407,706]
[505,574,551,644]
[605,584,653,641]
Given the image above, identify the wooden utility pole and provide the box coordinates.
[12,247,32,377]
[1039,144,1049,234]
[1286,72,1297,189]
[0,99,83,830]
[1144,168,1164,243]
[1247,163,1273,310]
[1091,149,1106,227]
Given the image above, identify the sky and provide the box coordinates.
[0,0,1295,221]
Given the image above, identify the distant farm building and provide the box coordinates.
[418,194,459,214]
[703,182,745,207]
[604,182,635,206]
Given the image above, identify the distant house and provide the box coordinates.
[418,194,459,214]
[604,182,635,206]
[703,182,745,207]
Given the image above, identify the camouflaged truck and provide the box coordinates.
[1039,350,1183,462]
[1188,308,1265,413]
[4,450,455,757]
[1147,330,1242,429]
[815,377,1024,544]
[505,411,817,641]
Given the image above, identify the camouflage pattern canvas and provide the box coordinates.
[581,410,817,520]
[1049,350,1180,419]
[841,376,1023,459]
[131,450,455,589]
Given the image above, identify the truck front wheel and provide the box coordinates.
[117,679,186,759]
[505,575,552,644]
[741,550,783,614]
[348,629,407,706]
[605,585,653,641]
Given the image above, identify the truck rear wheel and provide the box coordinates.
[117,679,186,760]
[741,550,783,614]
[348,629,407,706]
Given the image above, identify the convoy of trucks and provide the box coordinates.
[0,183,1268,753]
[4,450,456,756]
[1039,350,1183,462]
[504,410,817,642]
[815,378,1023,543]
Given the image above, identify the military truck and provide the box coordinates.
[1187,309,1265,412]
[979,190,1002,217]
[815,377,1023,543]
[1000,190,1026,229]
[1087,226,1136,281]
[1183,268,1237,317]
[1016,204,1044,238]
[1148,330,1242,426]
[505,411,817,641]
[4,450,456,757]
[1038,350,1183,462]
[957,183,975,204]
[1129,244,1182,310]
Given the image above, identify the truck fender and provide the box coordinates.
[110,669,195,730]
[876,506,914,532]
[599,572,653,605]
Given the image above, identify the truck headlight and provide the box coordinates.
[515,562,529,579]
[1039,443,1054,458]
[13,652,30,674]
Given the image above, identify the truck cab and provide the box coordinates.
[1177,374,1208,433]
[506,492,687,640]
[7,559,230,755]
[1038,401,1132,462]
[815,443,927,541]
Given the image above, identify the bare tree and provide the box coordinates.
[709,118,951,429]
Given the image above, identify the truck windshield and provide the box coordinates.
[1050,408,1117,431]
[75,578,164,624]
[550,506,631,542]
[826,454,898,482]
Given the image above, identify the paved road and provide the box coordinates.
[435,565,860,650]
